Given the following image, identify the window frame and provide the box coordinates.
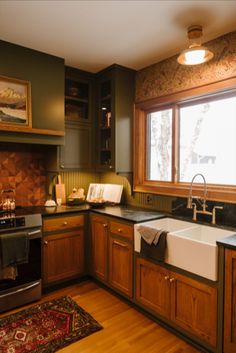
[133,76,236,203]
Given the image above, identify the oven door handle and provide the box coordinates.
[0,281,41,299]
[27,229,42,237]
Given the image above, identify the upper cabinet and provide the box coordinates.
[59,67,95,170]
[0,40,65,145]
[96,65,136,173]
[65,66,94,123]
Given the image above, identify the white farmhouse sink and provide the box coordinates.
[134,218,197,252]
[134,218,235,281]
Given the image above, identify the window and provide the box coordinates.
[134,78,236,202]
[147,108,172,181]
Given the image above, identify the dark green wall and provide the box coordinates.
[0,40,64,132]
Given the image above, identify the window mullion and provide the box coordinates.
[172,105,179,183]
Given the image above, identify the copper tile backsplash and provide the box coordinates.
[0,144,46,207]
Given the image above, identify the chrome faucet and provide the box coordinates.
[187,173,207,212]
[187,173,223,224]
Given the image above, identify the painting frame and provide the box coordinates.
[0,75,32,129]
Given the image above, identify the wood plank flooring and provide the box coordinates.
[1,280,201,353]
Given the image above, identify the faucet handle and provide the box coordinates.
[212,206,223,224]
[213,206,223,210]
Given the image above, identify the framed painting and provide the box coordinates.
[0,75,32,128]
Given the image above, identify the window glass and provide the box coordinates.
[147,108,172,181]
[179,96,236,185]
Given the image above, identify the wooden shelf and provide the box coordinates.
[0,124,65,136]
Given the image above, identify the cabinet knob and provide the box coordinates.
[164,276,169,281]
[118,228,122,233]
[63,221,68,225]
[103,224,108,228]
[169,278,175,283]
[60,164,65,169]
[44,240,48,245]
[109,166,113,169]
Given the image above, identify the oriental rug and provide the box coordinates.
[0,296,103,353]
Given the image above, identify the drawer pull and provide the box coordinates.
[113,240,128,248]
[169,278,175,283]
[164,276,169,281]
[44,240,48,245]
[117,228,123,233]
[103,224,108,228]
[63,221,68,226]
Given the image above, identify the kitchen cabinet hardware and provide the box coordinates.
[113,240,129,248]
[103,223,108,228]
[60,164,65,169]
[63,221,68,225]
[164,275,170,281]
[44,240,48,245]
[118,228,122,233]
[169,278,175,283]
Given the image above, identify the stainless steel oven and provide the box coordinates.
[0,213,42,313]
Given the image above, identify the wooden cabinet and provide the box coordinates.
[109,221,133,298]
[90,215,133,298]
[96,64,135,172]
[91,215,108,282]
[43,214,85,285]
[224,249,236,353]
[58,66,95,171]
[136,258,170,318]
[59,122,93,170]
[136,257,217,347]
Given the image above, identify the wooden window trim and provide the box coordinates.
[133,76,236,203]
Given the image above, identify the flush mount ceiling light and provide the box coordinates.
[177,25,214,66]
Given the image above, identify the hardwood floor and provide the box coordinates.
[1,280,201,353]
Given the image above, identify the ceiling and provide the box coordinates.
[0,0,236,73]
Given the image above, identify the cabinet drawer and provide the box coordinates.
[43,214,84,232]
[110,221,133,240]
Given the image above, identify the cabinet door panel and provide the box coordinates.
[136,258,170,318]
[43,230,84,284]
[110,221,133,240]
[91,216,108,282]
[170,272,217,347]
[43,214,84,232]
[60,123,92,169]
[109,235,133,297]
[224,249,236,353]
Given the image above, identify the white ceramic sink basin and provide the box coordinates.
[134,217,197,252]
[134,218,235,281]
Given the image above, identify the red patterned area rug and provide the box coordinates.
[0,296,103,353]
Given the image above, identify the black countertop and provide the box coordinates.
[90,205,165,223]
[217,236,236,250]
[9,204,165,223]
[7,204,236,248]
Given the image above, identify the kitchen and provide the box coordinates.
[0,1,236,352]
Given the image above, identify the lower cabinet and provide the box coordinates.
[43,214,84,285]
[109,221,133,298]
[91,214,133,298]
[136,257,217,347]
[224,249,236,353]
[91,215,108,282]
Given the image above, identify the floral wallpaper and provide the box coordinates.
[135,31,236,102]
